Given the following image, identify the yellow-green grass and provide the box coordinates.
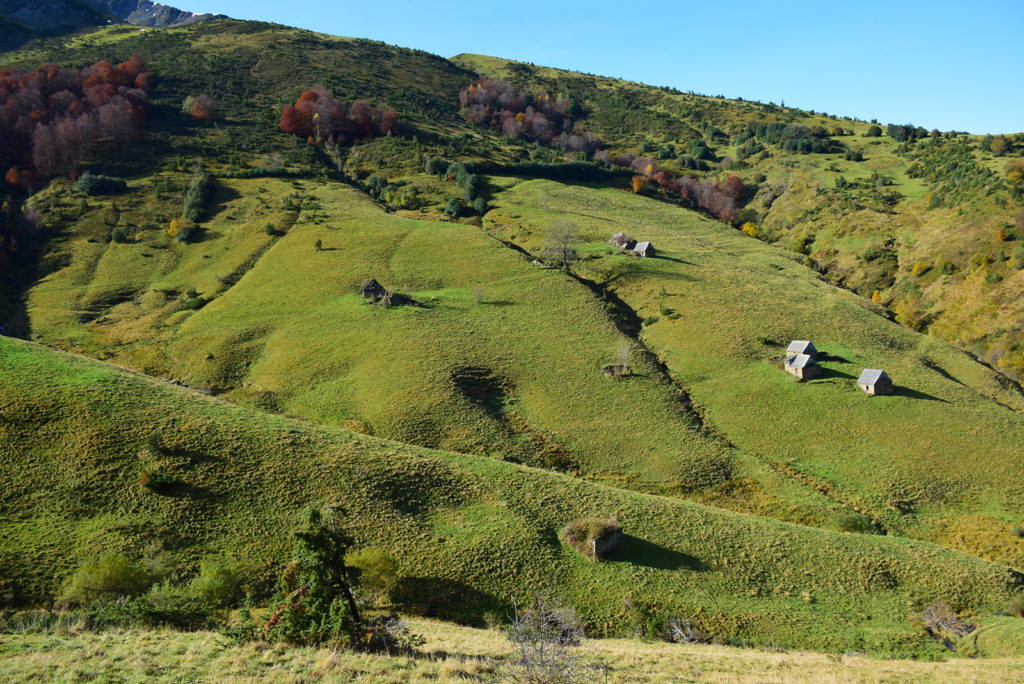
[488,179,1024,566]
[3,618,1024,683]
[21,175,851,522]
[2,335,1024,655]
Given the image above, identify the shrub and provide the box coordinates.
[168,217,198,242]
[264,505,363,647]
[61,553,152,606]
[77,172,127,195]
[182,163,213,222]
[85,582,214,631]
[864,125,882,137]
[189,557,242,608]
[109,228,128,243]
[444,197,462,218]
[643,315,660,326]
[911,261,930,277]
[176,295,208,312]
[663,616,707,644]
[424,157,446,175]
[347,547,401,605]
[189,94,217,122]
[828,511,876,534]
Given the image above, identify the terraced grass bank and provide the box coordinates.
[3,619,1024,683]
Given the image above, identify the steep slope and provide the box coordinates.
[0,0,223,52]
[488,179,1024,566]
[82,1,226,27]
[2,335,1023,656]
[19,175,829,521]
[0,0,110,50]
[2,19,1024,563]
[452,54,1024,379]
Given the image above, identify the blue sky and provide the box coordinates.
[185,0,1023,134]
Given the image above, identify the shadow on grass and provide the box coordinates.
[920,358,966,387]
[892,386,948,403]
[395,576,504,626]
[817,366,857,380]
[608,535,702,571]
[656,254,696,265]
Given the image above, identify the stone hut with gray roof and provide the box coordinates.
[784,353,820,380]
[634,241,655,258]
[857,369,893,395]
[786,340,818,360]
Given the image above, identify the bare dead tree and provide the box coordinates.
[917,602,974,639]
[543,219,581,273]
[664,616,705,644]
[505,594,587,683]
[615,342,631,369]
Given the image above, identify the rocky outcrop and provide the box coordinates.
[82,0,226,28]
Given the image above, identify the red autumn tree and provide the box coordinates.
[0,54,151,180]
[190,94,218,122]
[278,87,397,144]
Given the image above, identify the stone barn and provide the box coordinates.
[634,241,655,257]
[786,340,818,359]
[857,369,893,395]
[609,232,637,250]
[361,278,387,302]
[784,353,821,380]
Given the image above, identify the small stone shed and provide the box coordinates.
[590,528,624,559]
[361,278,387,302]
[634,241,655,257]
[609,232,637,250]
[857,369,893,395]
[786,340,818,360]
[784,353,820,380]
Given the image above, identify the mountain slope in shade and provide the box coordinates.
[0,0,224,51]
[0,0,108,50]
[82,0,226,27]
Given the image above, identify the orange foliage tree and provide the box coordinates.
[278,86,397,144]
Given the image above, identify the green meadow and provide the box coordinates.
[2,335,1024,657]
[2,16,1024,670]
[490,179,1024,566]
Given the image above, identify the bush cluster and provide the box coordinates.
[77,172,128,195]
[183,163,213,223]
[425,159,489,216]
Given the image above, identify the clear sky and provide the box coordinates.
[184,0,1023,134]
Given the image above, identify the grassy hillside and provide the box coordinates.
[487,179,1024,566]
[4,618,1024,682]
[452,54,1024,379]
[15,161,1024,566]
[2,335,1024,657]
[2,19,1024,378]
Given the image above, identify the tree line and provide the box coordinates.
[459,76,603,155]
[1,55,151,188]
